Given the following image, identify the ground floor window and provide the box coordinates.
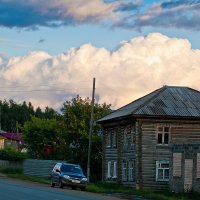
[122,160,135,182]
[107,161,111,178]
[107,161,117,179]
[129,160,135,181]
[156,160,169,181]
[122,161,127,181]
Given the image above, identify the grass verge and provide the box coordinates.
[86,182,200,200]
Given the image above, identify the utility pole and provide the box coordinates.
[0,105,1,131]
[87,77,95,182]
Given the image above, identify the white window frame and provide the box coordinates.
[106,134,111,147]
[156,160,169,182]
[128,160,134,181]
[113,161,117,178]
[107,161,111,178]
[157,126,170,145]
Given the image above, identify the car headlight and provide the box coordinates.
[82,177,87,182]
[63,175,70,179]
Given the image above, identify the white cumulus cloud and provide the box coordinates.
[0,32,200,110]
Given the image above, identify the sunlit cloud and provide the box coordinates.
[0,33,200,110]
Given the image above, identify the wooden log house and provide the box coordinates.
[97,86,200,192]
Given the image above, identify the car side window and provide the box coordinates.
[53,163,60,172]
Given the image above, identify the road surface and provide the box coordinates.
[0,177,127,200]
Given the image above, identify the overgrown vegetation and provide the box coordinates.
[0,147,27,161]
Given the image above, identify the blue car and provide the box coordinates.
[50,162,88,191]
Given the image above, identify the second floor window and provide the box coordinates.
[113,132,117,147]
[106,134,111,147]
[106,128,117,148]
[157,126,170,145]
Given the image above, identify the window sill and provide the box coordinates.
[156,179,169,182]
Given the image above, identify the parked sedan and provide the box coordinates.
[50,162,88,191]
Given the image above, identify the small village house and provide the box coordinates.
[97,86,200,193]
[0,131,23,151]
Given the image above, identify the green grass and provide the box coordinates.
[86,182,199,200]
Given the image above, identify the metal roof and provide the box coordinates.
[97,86,200,123]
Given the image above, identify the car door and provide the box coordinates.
[52,164,61,184]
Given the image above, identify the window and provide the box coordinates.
[113,161,117,178]
[157,126,170,145]
[156,160,169,181]
[128,160,135,181]
[107,161,111,178]
[123,129,128,145]
[106,134,111,147]
[122,161,127,181]
[113,132,117,147]
[131,130,135,143]
[107,161,117,179]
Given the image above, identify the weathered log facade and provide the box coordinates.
[98,86,200,192]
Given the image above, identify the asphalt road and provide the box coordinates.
[0,178,127,200]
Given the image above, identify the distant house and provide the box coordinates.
[0,132,23,151]
[97,86,200,193]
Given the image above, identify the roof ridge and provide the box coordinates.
[131,85,168,114]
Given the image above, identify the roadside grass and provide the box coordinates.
[0,168,199,200]
[86,182,199,200]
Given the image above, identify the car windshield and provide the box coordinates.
[61,164,83,174]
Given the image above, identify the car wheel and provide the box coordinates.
[59,179,63,189]
[50,179,55,187]
[80,187,86,191]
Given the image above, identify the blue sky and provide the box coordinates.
[1,0,200,57]
[0,0,200,110]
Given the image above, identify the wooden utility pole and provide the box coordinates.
[0,105,1,131]
[87,77,95,182]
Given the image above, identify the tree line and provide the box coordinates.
[0,99,56,132]
[0,96,111,180]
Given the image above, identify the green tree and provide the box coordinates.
[23,116,67,159]
[61,95,111,179]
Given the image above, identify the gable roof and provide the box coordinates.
[97,86,200,123]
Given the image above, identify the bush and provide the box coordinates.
[0,147,27,161]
